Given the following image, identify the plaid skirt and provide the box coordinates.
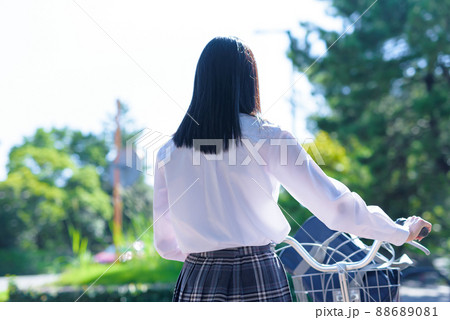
[172,244,292,302]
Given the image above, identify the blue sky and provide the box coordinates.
[0,0,342,180]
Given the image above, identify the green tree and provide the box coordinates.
[288,0,450,253]
[0,128,112,251]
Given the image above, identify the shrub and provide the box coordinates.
[8,283,174,302]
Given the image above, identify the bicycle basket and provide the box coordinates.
[291,268,401,302]
[279,216,401,302]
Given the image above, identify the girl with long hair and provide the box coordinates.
[153,36,431,302]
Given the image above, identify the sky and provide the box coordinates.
[0,0,343,181]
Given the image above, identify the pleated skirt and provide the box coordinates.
[172,244,292,302]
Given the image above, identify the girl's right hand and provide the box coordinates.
[403,216,432,242]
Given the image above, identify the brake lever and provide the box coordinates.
[407,240,430,255]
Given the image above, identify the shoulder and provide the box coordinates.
[241,114,294,140]
[156,136,176,161]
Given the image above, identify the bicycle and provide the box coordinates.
[277,217,430,302]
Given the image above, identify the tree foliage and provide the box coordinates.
[0,101,154,257]
[288,0,449,253]
[0,128,112,251]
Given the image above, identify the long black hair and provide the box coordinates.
[172,36,261,154]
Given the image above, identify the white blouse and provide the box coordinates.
[153,112,410,262]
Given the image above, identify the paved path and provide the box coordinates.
[0,274,60,292]
[400,284,450,302]
[1,273,449,302]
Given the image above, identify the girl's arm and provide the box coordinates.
[153,151,187,262]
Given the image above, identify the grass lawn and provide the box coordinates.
[0,248,70,276]
[54,255,183,286]
[0,290,8,302]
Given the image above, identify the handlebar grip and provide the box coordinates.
[418,226,429,238]
[395,218,430,239]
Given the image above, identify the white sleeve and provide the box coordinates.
[267,130,410,246]
[153,155,187,262]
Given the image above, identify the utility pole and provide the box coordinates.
[113,99,123,250]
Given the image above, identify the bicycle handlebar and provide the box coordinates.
[282,236,384,272]
[281,236,430,273]
[282,217,431,273]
